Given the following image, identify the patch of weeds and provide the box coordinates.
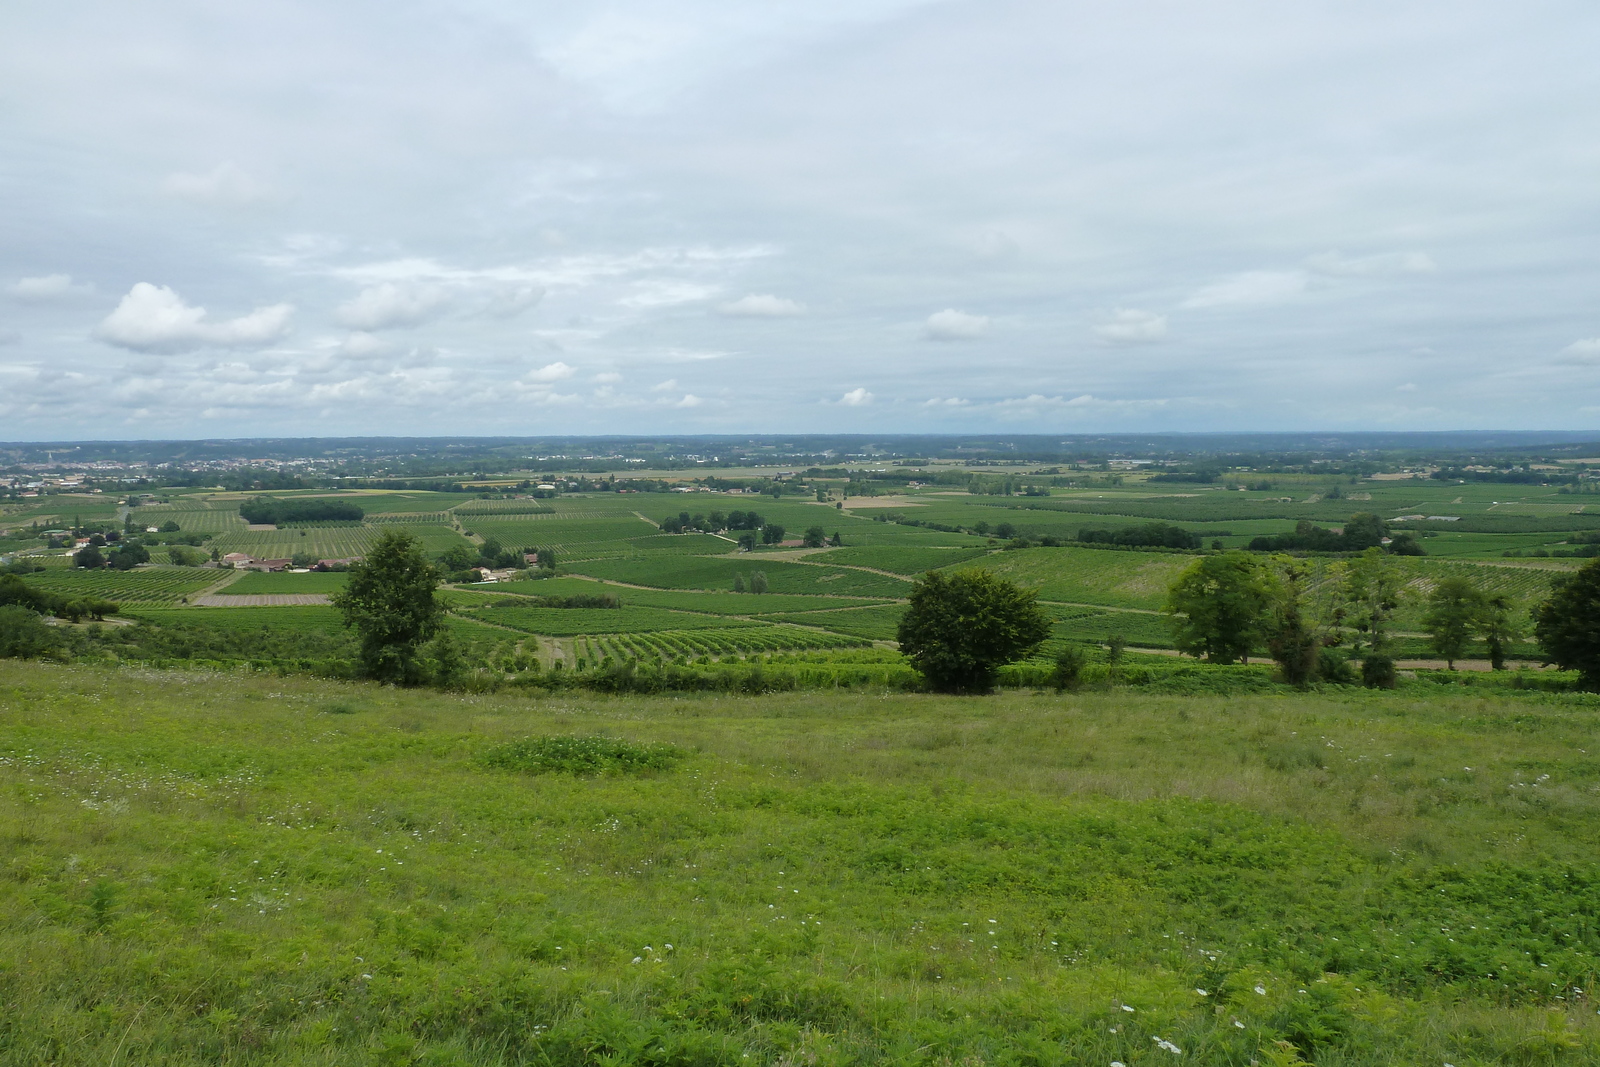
[1263,743,1326,772]
[482,735,685,776]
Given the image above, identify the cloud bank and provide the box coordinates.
[0,1,1597,435]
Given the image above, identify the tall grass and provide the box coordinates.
[3,662,1600,1064]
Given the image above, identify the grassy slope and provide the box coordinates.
[3,662,1600,1064]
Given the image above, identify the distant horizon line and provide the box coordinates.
[4,429,1600,447]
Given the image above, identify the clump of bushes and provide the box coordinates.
[482,735,684,776]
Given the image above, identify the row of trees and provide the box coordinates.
[1246,514,1423,556]
[0,573,117,627]
[658,511,841,549]
[659,509,765,534]
[239,497,364,526]
[74,540,150,570]
[1166,549,1600,687]
[732,572,769,594]
[1077,523,1203,550]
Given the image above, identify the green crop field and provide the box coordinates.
[122,605,351,635]
[951,546,1198,610]
[127,502,248,534]
[0,495,122,528]
[488,584,891,616]
[18,566,219,605]
[6,661,1600,1065]
[764,604,907,641]
[449,499,556,516]
[469,604,768,636]
[208,525,472,560]
[817,545,993,574]
[1047,607,1178,650]
[460,517,656,546]
[581,625,869,660]
[218,570,350,595]
[570,554,912,598]
[366,512,454,526]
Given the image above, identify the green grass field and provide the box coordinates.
[5,661,1600,1065]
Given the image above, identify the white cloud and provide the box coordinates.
[651,378,679,392]
[10,273,91,301]
[925,309,988,340]
[1181,271,1307,309]
[592,371,623,383]
[335,283,450,330]
[161,162,273,206]
[94,283,292,353]
[718,293,804,317]
[839,387,873,406]
[1093,308,1168,345]
[923,396,968,406]
[1557,338,1600,364]
[618,280,719,309]
[338,332,389,359]
[1305,251,1436,277]
[675,393,703,407]
[1396,382,1418,391]
[525,361,577,383]
[483,286,545,318]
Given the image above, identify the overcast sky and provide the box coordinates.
[2,1,1598,439]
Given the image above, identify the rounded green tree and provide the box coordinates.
[331,530,444,685]
[1165,551,1274,664]
[1422,576,1487,670]
[896,570,1051,693]
[1534,557,1600,689]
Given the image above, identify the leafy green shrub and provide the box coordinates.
[1050,644,1087,690]
[482,735,684,776]
[1317,646,1358,684]
[0,605,58,659]
[1363,653,1397,689]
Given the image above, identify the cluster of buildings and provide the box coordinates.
[220,553,361,572]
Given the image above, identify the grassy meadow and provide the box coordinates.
[4,661,1600,1065]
